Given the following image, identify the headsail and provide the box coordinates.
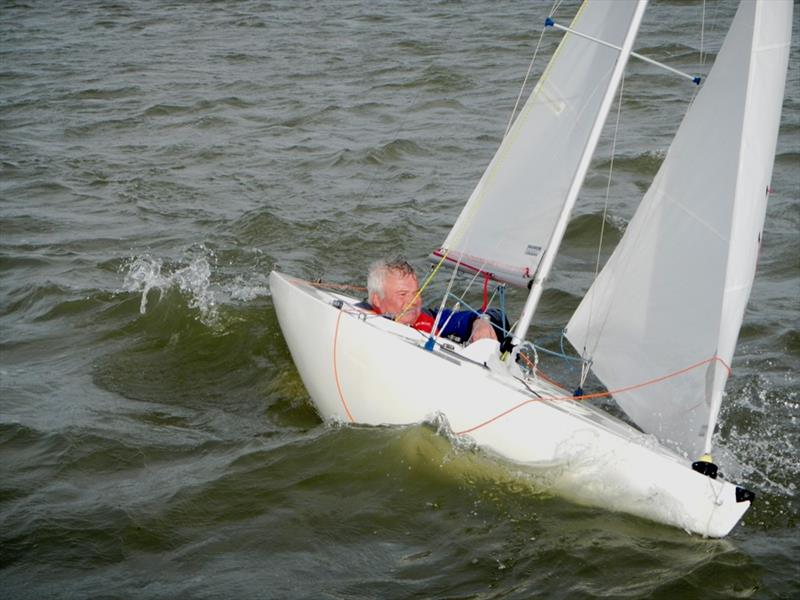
[433,1,646,288]
[566,0,793,458]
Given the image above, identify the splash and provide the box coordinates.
[226,273,271,302]
[123,255,168,314]
[718,374,798,499]
[121,248,218,324]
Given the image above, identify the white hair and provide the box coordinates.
[367,258,415,301]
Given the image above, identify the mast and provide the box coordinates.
[509,0,648,349]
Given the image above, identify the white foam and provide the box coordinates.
[121,248,218,324]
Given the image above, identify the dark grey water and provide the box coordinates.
[1,1,798,598]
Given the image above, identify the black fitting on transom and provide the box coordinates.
[691,459,718,479]
[735,486,756,504]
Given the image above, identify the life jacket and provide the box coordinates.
[412,311,435,334]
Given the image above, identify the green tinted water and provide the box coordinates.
[1,1,798,598]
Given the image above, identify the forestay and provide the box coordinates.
[566,0,793,458]
[433,1,643,288]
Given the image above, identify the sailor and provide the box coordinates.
[358,258,503,344]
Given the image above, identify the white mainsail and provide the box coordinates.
[566,0,793,458]
[434,1,644,288]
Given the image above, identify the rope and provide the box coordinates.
[303,275,578,365]
[442,0,568,255]
[455,355,732,435]
[321,277,733,441]
[504,0,565,136]
[396,250,448,323]
[430,251,465,341]
[700,0,706,67]
[480,272,490,312]
[430,260,489,346]
[578,72,625,383]
[332,310,355,423]
[518,352,568,392]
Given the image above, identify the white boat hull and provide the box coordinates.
[270,270,752,537]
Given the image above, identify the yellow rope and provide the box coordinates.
[395,250,449,322]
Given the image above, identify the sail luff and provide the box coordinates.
[512,0,648,346]
[701,0,792,455]
[565,0,793,458]
[434,1,651,290]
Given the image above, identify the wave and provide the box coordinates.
[370,65,472,94]
[564,212,625,249]
[62,86,142,101]
[592,150,666,179]
[329,138,428,168]
[63,117,139,138]
[774,150,799,166]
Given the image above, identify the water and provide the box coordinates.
[1,0,798,597]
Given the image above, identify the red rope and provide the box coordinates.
[480,272,490,312]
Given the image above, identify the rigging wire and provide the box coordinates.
[428,252,464,344]
[576,3,716,367]
[439,0,563,304]
[576,73,627,388]
[700,0,706,67]
[504,3,557,137]
[320,278,734,432]
[323,275,734,440]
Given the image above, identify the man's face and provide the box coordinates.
[371,270,421,325]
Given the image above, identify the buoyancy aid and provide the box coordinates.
[412,311,435,333]
[356,300,436,334]
[355,300,505,343]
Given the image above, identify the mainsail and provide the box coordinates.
[434,1,645,288]
[566,0,793,458]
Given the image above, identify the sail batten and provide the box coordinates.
[566,0,793,458]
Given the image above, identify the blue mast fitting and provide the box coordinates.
[693,76,702,85]
[545,17,555,27]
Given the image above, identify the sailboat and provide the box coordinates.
[269,0,792,537]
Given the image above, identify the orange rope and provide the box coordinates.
[518,352,569,391]
[307,275,733,437]
[456,355,732,435]
[534,368,569,392]
[332,310,355,422]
